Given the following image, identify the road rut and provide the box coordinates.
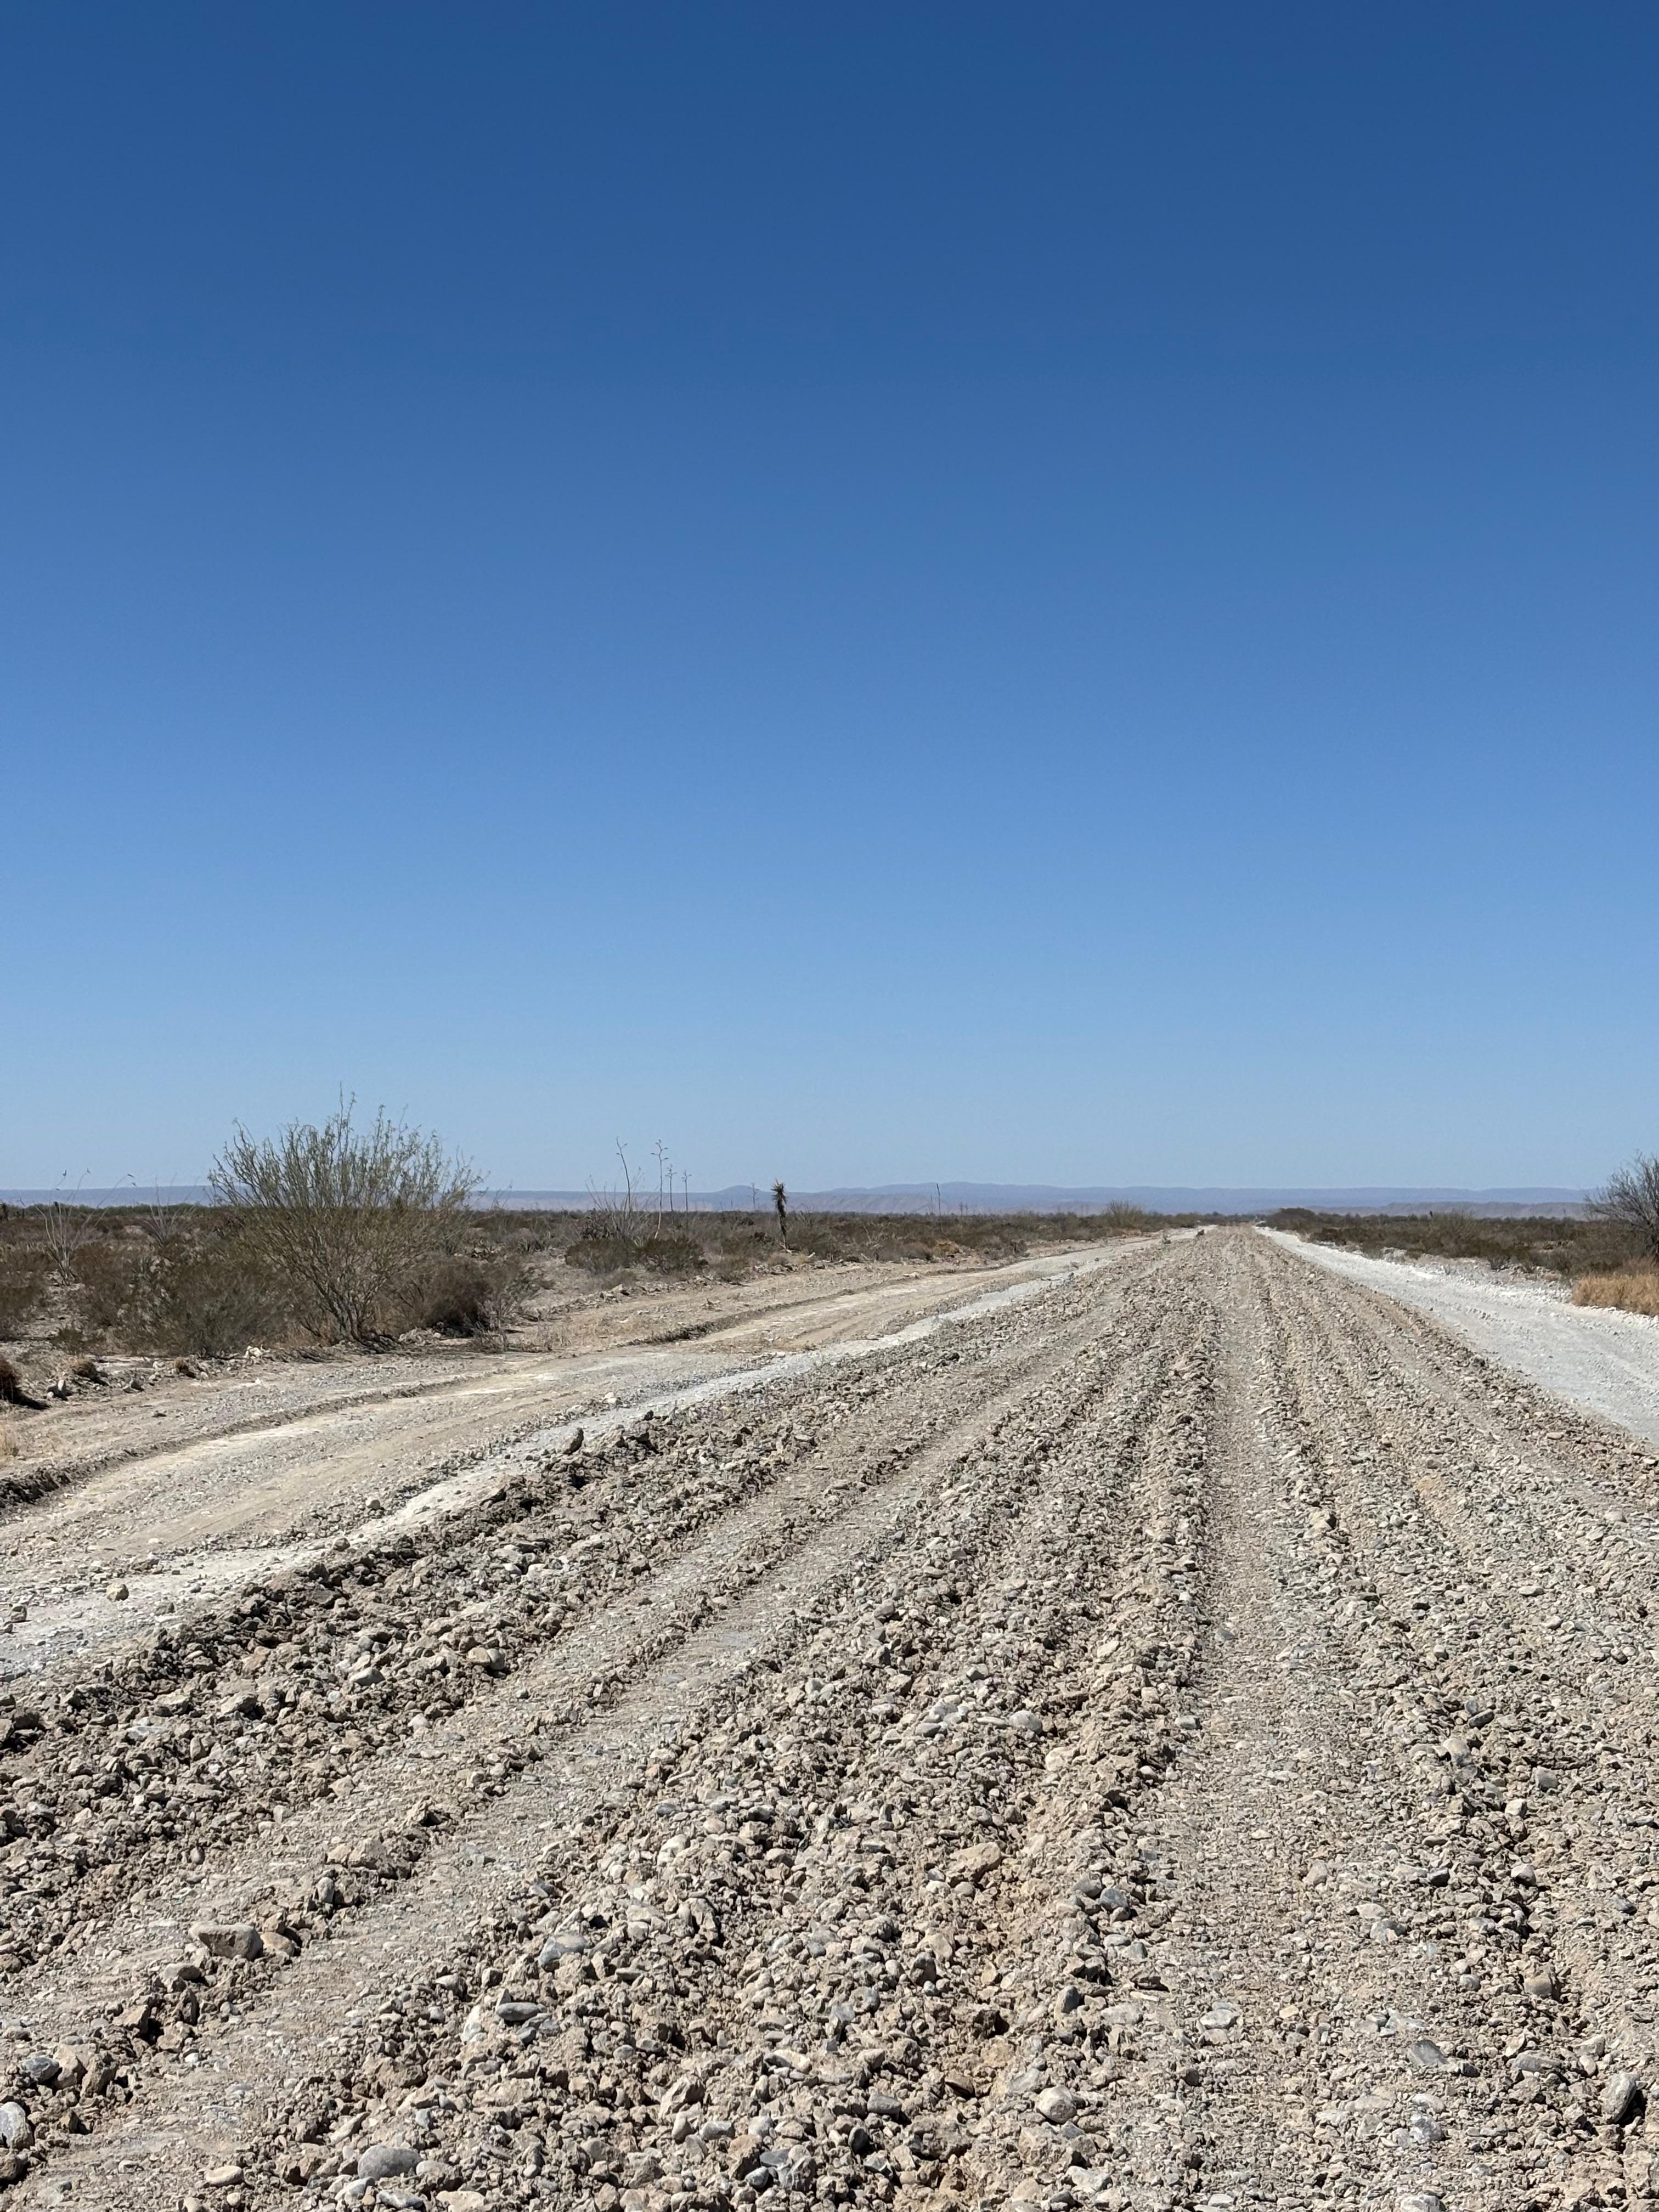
[7,1232,1659,2212]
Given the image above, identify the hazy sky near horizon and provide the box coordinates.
[4,4,1657,1192]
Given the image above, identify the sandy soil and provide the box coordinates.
[5,1229,1659,2212]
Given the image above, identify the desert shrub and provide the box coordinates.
[1270,1209,1639,1277]
[415,1252,538,1336]
[470,1210,564,1256]
[565,1233,641,1276]
[417,1259,498,1333]
[0,1355,42,1407]
[210,1100,478,1342]
[1573,1269,1659,1318]
[72,1234,148,1335]
[35,1195,98,1284]
[120,1228,289,1358]
[639,1232,704,1276]
[1590,1153,1659,1261]
[712,1224,776,1265]
[0,1256,44,1339]
[1097,1202,1160,1235]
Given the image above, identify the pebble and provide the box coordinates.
[0,2104,32,2151]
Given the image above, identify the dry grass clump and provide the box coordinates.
[1573,1270,1659,1318]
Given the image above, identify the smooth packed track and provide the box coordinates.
[5,1231,1659,2212]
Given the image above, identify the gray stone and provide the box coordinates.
[1035,2086,1076,2125]
[1601,2068,1643,2126]
[537,1932,588,1967]
[947,1841,1002,1883]
[357,2142,419,2180]
[0,2105,32,2152]
[191,1921,264,1961]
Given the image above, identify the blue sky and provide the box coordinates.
[4,4,1656,1192]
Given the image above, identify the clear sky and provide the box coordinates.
[4,4,1656,1193]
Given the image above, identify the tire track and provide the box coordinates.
[1,1253,1187,2205]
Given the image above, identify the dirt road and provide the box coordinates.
[0,1246,1119,1689]
[5,1230,1659,2212]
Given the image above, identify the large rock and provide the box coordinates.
[357,2142,418,2179]
[191,1921,264,1961]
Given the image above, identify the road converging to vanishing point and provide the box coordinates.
[3,1228,1658,2212]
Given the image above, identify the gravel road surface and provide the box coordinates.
[6,1230,1659,2212]
[1269,1231,1659,1449]
[0,1248,1117,1690]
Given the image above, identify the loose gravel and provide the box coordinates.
[1269,1231,1659,1451]
[7,1233,1659,2212]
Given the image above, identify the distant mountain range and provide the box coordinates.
[0,1181,1589,1217]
